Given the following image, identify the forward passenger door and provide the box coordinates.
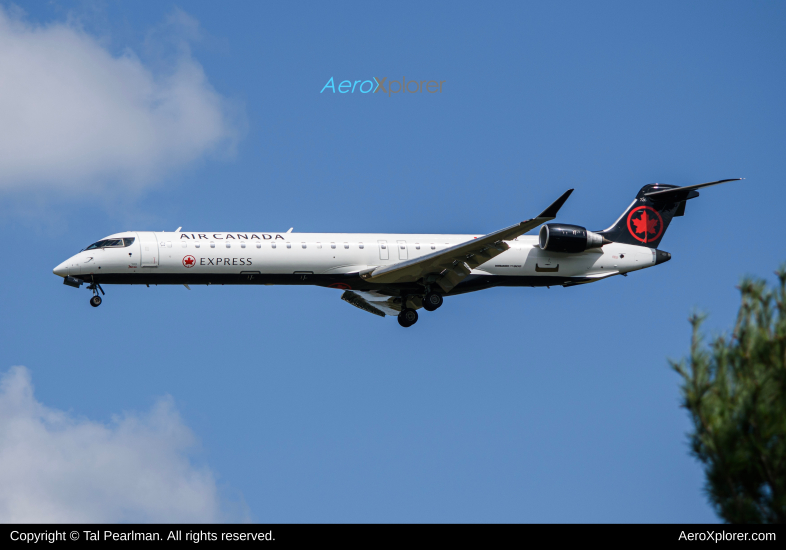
[137,232,159,267]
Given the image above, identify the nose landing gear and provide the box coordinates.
[87,282,105,307]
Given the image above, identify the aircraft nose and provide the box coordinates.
[53,261,69,277]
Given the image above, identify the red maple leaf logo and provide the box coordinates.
[183,255,195,267]
[632,212,659,235]
[627,206,664,243]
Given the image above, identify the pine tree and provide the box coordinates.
[671,267,786,523]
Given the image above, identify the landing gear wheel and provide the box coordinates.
[90,295,102,307]
[398,308,418,327]
[423,292,443,312]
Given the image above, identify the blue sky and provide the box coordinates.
[0,1,784,522]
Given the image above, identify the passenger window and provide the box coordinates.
[286,242,291,249]
[195,243,201,248]
[331,243,336,249]
[431,244,436,250]
[343,243,349,249]
[301,242,306,249]
[415,243,420,249]
[256,243,261,248]
[359,242,364,249]
[182,242,187,248]
[241,242,246,248]
[380,243,386,249]
[317,243,322,249]
[210,242,215,248]
[226,242,231,248]
[272,242,277,249]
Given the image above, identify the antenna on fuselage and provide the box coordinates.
[175,227,182,232]
[286,227,293,233]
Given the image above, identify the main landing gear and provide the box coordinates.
[87,282,105,307]
[398,308,418,328]
[397,291,444,327]
[422,292,443,312]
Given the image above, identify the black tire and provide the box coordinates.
[423,292,443,312]
[90,296,102,307]
[397,308,418,327]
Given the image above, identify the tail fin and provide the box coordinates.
[597,179,742,248]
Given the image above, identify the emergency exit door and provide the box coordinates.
[378,240,389,260]
[397,240,408,260]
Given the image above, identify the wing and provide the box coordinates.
[341,289,404,317]
[359,189,574,292]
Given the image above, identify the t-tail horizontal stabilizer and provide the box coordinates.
[643,178,744,201]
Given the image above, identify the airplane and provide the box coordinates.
[53,179,742,327]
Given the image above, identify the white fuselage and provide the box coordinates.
[54,230,657,290]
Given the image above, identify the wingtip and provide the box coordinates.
[537,188,574,218]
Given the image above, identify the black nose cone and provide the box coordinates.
[655,249,672,265]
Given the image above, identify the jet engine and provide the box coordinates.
[538,224,610,253]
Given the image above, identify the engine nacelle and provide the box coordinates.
[538,224,608,253]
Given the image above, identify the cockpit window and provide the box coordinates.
[84,238,133,250]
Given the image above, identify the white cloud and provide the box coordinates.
[0,8,243,193]
[0,366,224,522]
